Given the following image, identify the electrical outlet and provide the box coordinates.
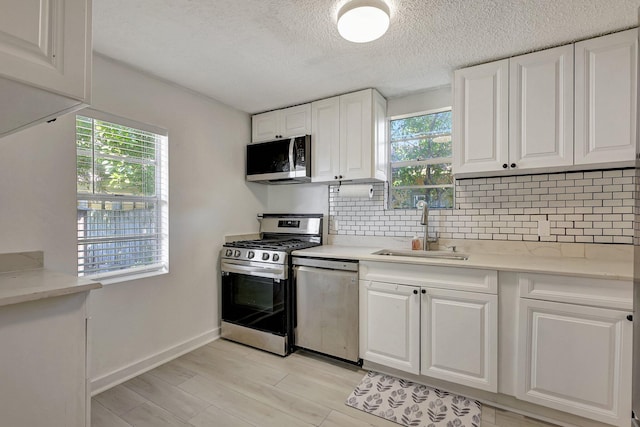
[538,220,550,237]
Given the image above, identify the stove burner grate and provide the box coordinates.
[225,238,318,251]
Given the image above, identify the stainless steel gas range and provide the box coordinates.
[220,213,323,356]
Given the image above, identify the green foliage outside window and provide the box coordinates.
[76,116,157,197]
[389,110,454,209]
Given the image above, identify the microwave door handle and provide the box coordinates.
[289,137,295,170]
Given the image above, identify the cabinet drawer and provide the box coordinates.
[360,261,497,294]
[518,273,632,310]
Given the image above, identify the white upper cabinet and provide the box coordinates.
[509,45,574,169]
[311,96,340,182]
[251,110,280,142]
[574,29,637,165]
[453,59,509,174]
[312,88,387,182]
[0,0,91,138]
[251,103,311,143]
[453,29,637,176]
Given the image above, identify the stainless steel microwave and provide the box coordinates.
[246,135,311,184]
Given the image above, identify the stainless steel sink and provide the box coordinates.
[373,249,469,260]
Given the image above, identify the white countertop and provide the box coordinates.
[0,269,102,307]
[292,245,633,281]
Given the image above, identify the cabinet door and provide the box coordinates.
[0,0,90,100]
[280,104,311,138]
[509,45,574,169]
[340,89,373,180]
[372,90,388,181]
[453,59,509,174]
[421,288,497,392]
[251,110,280,142]
[517,298,632,426]
[575,29,637,165]
[359,280,420,374]
[311,97,341,182]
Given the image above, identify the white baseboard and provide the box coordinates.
[90,328,220,396]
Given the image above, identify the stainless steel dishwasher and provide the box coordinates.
[292,256,360,363]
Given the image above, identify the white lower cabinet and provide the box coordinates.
[516,298,632,426]
[359,263,498,392]
[359,262,633,426]
[421,288,498,392]
[359,280,420,374]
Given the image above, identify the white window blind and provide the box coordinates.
[76,112,168,279]
[389,108,454,209]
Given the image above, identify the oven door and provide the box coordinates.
[221,270,287,336]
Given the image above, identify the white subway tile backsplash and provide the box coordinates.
[328,168,634,244]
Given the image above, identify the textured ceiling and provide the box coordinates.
[93,0,638,114]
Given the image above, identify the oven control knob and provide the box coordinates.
[233,250,241,257]
[272,254,280,262]
[247,251,255,259]
[262,253,270,261]
[225,249,233,257]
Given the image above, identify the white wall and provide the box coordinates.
[387,85,452,117]
[267,184,328,215]
[0,54,268,391]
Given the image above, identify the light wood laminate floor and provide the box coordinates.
[92,339,557,427]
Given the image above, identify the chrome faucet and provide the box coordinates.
[417,200,438,251]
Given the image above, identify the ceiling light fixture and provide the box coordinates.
[337,0,390,43]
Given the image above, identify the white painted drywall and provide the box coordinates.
[387,85,452,117]
[0,54,268,388]
[267,184,328,215]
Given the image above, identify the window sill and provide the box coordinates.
[84,266,168,286]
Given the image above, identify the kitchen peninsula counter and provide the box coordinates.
[0,251,101,427]
[0,251,101,307]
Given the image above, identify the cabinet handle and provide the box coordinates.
[627,315,634,322]
[339,175,343,179]
[421,289,426,294]
[334,176,338,179]
[510,163,516,168]
[502,164,508,169]
[413,289,418,295]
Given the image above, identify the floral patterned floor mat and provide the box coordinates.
[345,371,482,427]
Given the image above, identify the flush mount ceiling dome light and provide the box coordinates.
[337,0,390,43]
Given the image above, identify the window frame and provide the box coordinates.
[387,106,454,210]
[76,109,169,284]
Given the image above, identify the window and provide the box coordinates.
[76,110,168,280]
[389,108,453,209]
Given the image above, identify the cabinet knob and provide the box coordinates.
[339,175,343,179]
[502,163,508,169]
[421,289,426,294]
[334,176,338,180]
[413,289,418,295]
[627,314,634,322]
[510,163,516,168]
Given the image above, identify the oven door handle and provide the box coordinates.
[221,262,285,279]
